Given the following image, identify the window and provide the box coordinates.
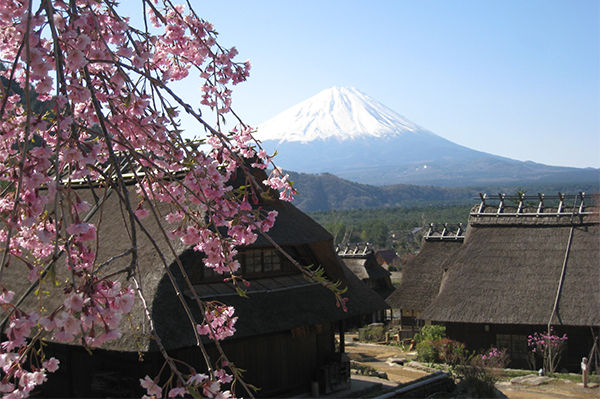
[240,249,281,275]
[497,334,528,359]
[197,245,315,281]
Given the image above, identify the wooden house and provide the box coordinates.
[337,243,394,325]
[375,249,399,269]
[420,193,600,371]
[1,168,389,398]
[386,224,464,336]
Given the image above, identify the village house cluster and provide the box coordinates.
[387,192,599,372]
[5,173,598,397]
[4,166,389,397]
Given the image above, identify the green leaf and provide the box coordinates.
[247,384,261,393]
[187,386,201,399]
[165,107,178,117]
[48,265,57,286]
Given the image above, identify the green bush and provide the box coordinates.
[415,325,448,363]
[416,337,466,365]
[414,325,445,344]
[416,341,439,363]
[361,325,386,342]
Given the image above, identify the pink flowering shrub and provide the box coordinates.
[0,1,346,398]
[528,327,568,374]
[453,347,508,398]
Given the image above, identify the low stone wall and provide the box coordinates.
[373,371,456,399]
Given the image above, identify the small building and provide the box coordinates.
[386,224,464,337]
[2,168,388,398]
[375,249,399,269]
[337,243,394,325]
[420,193,600,371]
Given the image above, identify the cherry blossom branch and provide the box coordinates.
[0,1,300,397]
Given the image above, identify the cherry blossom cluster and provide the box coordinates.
[528,327,568,374]
[527,328,568,354]
[140,365,234,398]
[481,347,502,361]
[0,0,297,397]
[196,303,237,341]
[263,167,297,201]
[40,283,135,346]
[147,3,250,114]
[0,352,59,398]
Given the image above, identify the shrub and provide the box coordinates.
[416,337,467,365]
[361,325,387,342]
[416,340,440,363]
[414,325,446,344]
[414,326,453,364]
[438,338,467,367]
[453,347,509,398]
[528,327,568,374]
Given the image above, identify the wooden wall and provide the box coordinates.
[38,322,336,398]
[444,322,598,372]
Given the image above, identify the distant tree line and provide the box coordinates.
[308,204,472,256]
[286,170,599,213]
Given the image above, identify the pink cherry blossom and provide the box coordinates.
[42,358,60,373]
[187,373,209,386]
[38,317,56,332]
[111,293,135,314]
[168,387,188,398]
[0,289,15,305]
[0,1,313,397]
[66,223,97,242]
[140,376,162,398]
[63,293,84,312]
[215,369,232,384]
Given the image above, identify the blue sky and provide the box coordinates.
[123,1,599,169]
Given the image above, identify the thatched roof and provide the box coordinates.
[375,250,398,265]
[4,172,388,353]
[420,203,600,326]
[339,252,391,281]
[385,239,463,311]
[338,250,394,299]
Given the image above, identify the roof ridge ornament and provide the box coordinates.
[424,223,465,241]
[336,242,373,257]
[471,192,593,218]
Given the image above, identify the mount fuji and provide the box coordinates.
[256,87,599,187]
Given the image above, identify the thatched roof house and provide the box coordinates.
[337,244,395,297]
[2,169,388,397]
[386,224,464,334]
[420,193,600,370]
[337,244,394,326]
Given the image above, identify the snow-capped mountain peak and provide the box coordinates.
[249,87,599,187]
[255,86,430,143]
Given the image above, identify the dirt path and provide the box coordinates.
[346,341,429,384]
[345,339,600,399]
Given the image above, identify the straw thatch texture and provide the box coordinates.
[339,251,391,281]
[420,208,600,326]
[341,258,370,280]
[339,250,395,299]
[3,182,185,352]
[386,239,463,311]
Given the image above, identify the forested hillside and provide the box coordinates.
[299,173,599,260]
[287,170,600,212]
